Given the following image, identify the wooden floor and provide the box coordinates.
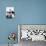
[0,44,18,46]
[19,40,46,46]
[0,40,46,46]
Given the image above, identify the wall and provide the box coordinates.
[16,0,46,24]
[0,0,17,44]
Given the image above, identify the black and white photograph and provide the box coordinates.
[6,7,15,19]
[18,25,46,46]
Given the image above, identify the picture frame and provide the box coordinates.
[6,7,15,19]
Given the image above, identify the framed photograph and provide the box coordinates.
[18,24,46,42]
[6,7,15,19]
